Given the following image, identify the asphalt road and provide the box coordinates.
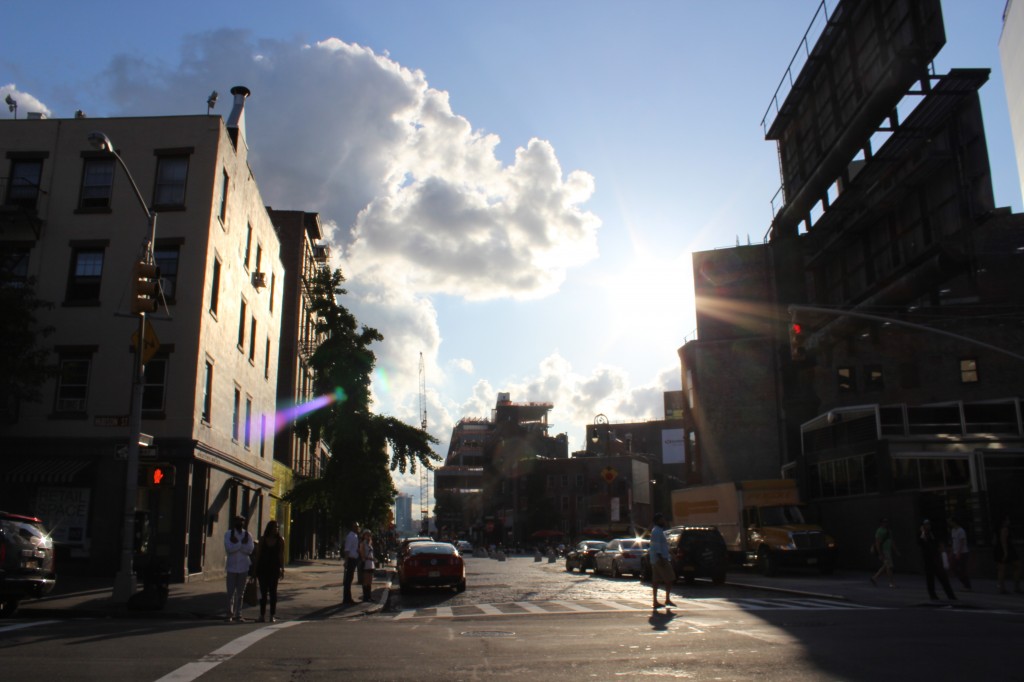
[2,555,1021,681]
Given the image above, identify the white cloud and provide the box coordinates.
[0,84,51,118]
[450,358,474,374]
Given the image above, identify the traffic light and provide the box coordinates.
[130,260,161,314]
[139,464,176,487]
[789,320,807,361]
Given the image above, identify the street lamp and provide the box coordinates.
[89,131,160,602]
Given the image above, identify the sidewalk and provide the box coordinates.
[15,559,395,621]
[726,569,1024,612]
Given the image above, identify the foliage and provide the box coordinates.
[0,276,55,416]
[284,267,440,530]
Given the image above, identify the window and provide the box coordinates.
[244,396,252,449]
[201,360,213,423]
[248,317,257,363]
[66,247,104,303]
[142,357,168,412]
[255,243,262,274]
[232,387,241,441]
[237,298,247,349]
[0,246,30,283]
[55,354,91,413]
[264,337,271,379]
[270,273,276,313]
[7,158,43,208]
[864,364,884,391]
[219,170,229,223]
[244,223,253,271]
[153,155,188,207]
[260,414,267,458]
[960,358,978,384]
[576,474,584,488]
[154,245,180,303]
[79,157,114,209]
[837,367,854,393]
[210,257,221,315]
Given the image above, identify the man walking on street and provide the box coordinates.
[918,519,956,601]
[650,513,676,610]
[342,521,360,606]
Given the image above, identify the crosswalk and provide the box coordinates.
[391,596,880,620]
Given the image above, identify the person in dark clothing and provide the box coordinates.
[918,519,956,601]
[254,520,286,622]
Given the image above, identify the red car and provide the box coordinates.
[398,541,466,593]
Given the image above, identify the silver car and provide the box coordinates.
[594,538,649,578]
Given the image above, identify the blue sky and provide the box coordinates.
[4,1,1019,503]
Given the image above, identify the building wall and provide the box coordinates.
[0,110,284,580]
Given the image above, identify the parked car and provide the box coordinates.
[594,538,650,578]
[398,536,433,559]
[398,541,466,593]
[0,511,56,617]
[641,526,728,585]
[456,540,473,553]
[564,540,607,573]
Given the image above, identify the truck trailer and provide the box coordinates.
[671,479,836,576]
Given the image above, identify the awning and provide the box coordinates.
[1,459,92,484]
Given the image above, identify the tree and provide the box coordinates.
[285,267,440,530]
[0,276,54,420]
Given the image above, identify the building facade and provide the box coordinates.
[267,207,331,560]
[0,88,288,582]
[679,0,1024,572]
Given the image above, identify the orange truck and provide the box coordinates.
[671,479,837,576]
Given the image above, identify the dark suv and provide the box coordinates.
[641,526,727,585]
[0,512,57,616]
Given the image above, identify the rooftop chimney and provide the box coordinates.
[226,85,250,149]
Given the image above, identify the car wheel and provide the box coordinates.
[456,579,467,593]
[759,549,777,577]
[0,598,20,618]
[565,560,573,572]
[612,560,622,579]
[399,582,411,594]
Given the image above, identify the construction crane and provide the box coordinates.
[418,352,430,535]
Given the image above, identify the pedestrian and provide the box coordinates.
[359,529,375,602]
[948,517,971,591]
[254,519,286,622]
[870,517,898,588]
[994,515,1022,594]
[342,521,360,605]
[224,515,255,622]
[649,512,676,610]
[918,519,956,600]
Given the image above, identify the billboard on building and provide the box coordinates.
[664,391,684,420]
[662,429,685,464]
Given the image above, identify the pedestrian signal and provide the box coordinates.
[789,321,807,361]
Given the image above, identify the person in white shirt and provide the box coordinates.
[948,517,971,591]
[342,521,360,605]
[224,515,254,621]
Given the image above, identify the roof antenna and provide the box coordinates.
[207,91,218,115]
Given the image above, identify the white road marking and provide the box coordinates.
[392,597,882,620]
[154,620,304,682]
[0,620,60,634]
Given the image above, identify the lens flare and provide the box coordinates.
[271,389,349,436]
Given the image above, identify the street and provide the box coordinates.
[2,555,1022,681]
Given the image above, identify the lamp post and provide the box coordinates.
[89,131,159,602]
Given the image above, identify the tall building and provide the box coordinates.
[0,87,290,581]
[394,493,414,536]
[1000,0,1024,205]
[680,0,1024,572]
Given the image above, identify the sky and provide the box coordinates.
[4,1,1020,508]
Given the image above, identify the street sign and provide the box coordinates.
[601,466,618,483]
[131,323,161,365]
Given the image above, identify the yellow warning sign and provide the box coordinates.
[131,323,161,365]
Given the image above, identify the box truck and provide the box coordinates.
[671,479,836,576]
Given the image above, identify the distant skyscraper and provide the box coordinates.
[395,493,414,535]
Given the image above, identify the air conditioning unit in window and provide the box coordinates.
[251,272,267,290]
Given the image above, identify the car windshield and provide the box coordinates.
[619,540,648,551]
[581,542,606,550]
[0,517,51,548]
[408,543,456,556]
[759,505,806,525]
